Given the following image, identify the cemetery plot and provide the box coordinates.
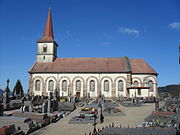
[0,116,38,134]
[98,127,177,135]
[103,101,124,116]
[69,104,100,124]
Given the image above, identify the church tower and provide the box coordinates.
[36,8,58,63]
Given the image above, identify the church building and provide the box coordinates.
[29,9,158,98]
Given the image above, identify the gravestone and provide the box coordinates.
[23,106,29,112]
[42,102,48,113]
[0,103,3,116]
[29,100,33,112]
[155,99,159,111]
[47,96,51,113]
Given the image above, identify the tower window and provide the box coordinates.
[43,56,45,60]
[43,44,47,53]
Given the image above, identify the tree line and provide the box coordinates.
[158,84,180,97]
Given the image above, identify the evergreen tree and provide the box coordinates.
[13,80,23,97]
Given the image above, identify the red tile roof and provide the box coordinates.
[130,59,157,74]
[29,57,157,74]
[38,8,54,42]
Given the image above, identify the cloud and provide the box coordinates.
[65,30,80,44]
[65,30,73,40]
[118,27,140,36]
[100,42,111,46]
[102,32,113,39]
[169,22,180,29]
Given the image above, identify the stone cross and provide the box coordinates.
[3,79,10,109]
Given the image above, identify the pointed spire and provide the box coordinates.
[38,8,54,42]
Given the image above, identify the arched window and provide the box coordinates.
[148,81,153,91]
[134,81,139,87]
[76,80,81,91]
[43,44,47,53]
[48,80,54,91]
[118,80,124,91]
[62,80,67,91]
[90,80,95,91]
[104,80,109,91]
[35,80,40,91]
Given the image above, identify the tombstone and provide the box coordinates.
[88,92,90,99]
[49,92,53,99]
[154,97,159,111]
[67,96,71,103]
[0,103,4,116]
[72,97,75,103]
[47,96,51,113]
[51,100,57,112]
[99,91,102,98]
[27,94,30,101]
[53,89,58,100]
[42,102,48,113]
[21,96,26,104]
[21,106,29,112]
[20,106,24,113]
[100,108,104,123]
[98,99,102,108]
[29,99,33,112]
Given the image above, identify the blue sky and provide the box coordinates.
[0,0,180,92]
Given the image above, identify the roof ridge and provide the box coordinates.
[28,62,37,73]
[124,56,132,72]
[56,57,125,59]
[129,58,144,60]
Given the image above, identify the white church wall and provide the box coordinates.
[31,73,157,98]
[131,74,157,97]
[129,88,149,98]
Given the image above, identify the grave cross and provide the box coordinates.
[3,79,10,105]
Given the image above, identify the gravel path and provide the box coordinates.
[30,103,154,135]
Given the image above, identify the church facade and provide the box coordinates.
[29,9,158,98]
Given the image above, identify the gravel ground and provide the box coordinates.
[30,103,155,135]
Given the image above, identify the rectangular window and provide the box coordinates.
[138,89,141,95]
